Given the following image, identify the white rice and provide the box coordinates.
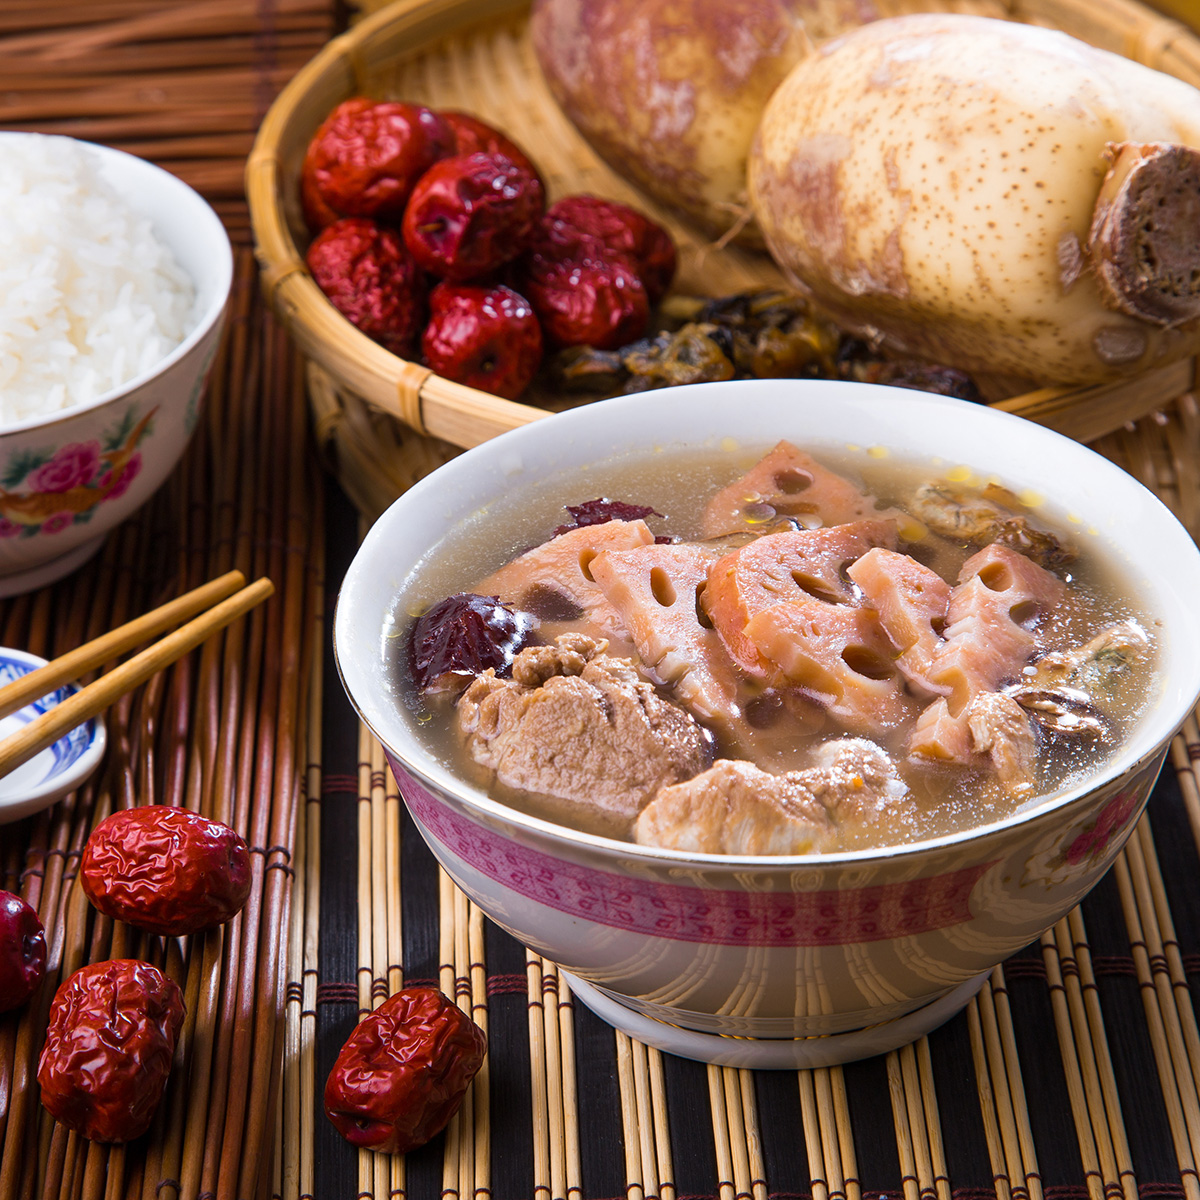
[0,134,196,425]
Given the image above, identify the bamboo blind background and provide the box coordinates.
[6,3,1200,1200]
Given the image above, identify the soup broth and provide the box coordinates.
[393,439,1159,853]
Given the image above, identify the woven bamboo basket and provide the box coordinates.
[247,0,1200,520]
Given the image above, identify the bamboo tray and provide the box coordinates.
[247,0,1200,517]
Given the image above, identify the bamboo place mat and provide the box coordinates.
[8,3,1200,1200]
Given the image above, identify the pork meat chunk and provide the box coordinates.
[634,738,913,855]
[457,634,709,822]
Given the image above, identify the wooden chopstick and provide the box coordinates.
[0,568,247,724]
[0,576,274,780]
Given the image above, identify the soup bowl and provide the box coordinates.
[334,379,1200,1067]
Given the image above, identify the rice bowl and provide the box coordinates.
[0,134,197,424]
[0,134,232,594]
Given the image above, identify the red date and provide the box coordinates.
[422,281,543,400]
[0,889,46,1013]
[402,152,545,281]
[38,959,185,1143]
[324,985,487,1154]
[440,111,541,182]
[410,592,535,692]
[539,195,677,303]
[302,97,454,224]
[520,251,650,350]
[81,806,252,937]
[307,218,429,359]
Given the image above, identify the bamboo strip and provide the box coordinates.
[437,868,461,1200]
[1038,923,1109,1200]
[528,950,553,1200]
[1112,834,1200,1200]
[282,755,306,1200]
[895,1044,937,1200]
[357,723,375,1019]
[299,532,324,1200]
[740,1069,767,1200]
[1061,908,1137,1200]
[648,1046,675,1200]
[552,973,583,1200]
[964,993,1013,1200]
[468,902,489,1200]
[817,1068,857,1200]
[219,322,302,1200]
[536,959,565,1200]
[615,1033,647,1200]
[1058,912,1135,1199]
[1131,813,1200,1124]
[1172,718,1200,860]
[384,749,403,1003]
[180,252,260,1200]
[978,978,1023,1194]
[630,1040,660,1200]
[812,1068,846,1200]
[985,966,1045,1200]
[454,886,473,1200]
[913,1040,949,1200]
[707,1063,738,1200]
[206,317,269,1198]
[885,1050,924,1200]
[348,733,395,1200]
[798,1068,831,1200]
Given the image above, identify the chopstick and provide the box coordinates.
[0,568,247,723]
[0,576,275,780]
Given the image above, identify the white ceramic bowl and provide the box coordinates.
[0,134,233,596]
[334,380,1200,1066]
[0,647,106,823]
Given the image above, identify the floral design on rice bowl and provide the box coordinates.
[0,406,155,538]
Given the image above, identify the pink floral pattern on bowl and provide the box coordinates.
[0,407,155,538]
[1062,786,1142,866]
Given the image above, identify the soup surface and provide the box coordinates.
[394,439,1158,854]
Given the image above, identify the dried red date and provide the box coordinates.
[402,152,545,281]
[301,97,454,224]
[38,959,185,1143]
[422,282,543,400]
[440,111,541,181]
[539,195,677,303]
[410,592,535,693]
[324,986,486,1154]
[81,806,252,937]
[307,218,428,358]
[552,498,665,537]
[0,889,46,1013]
[520,251,650,350]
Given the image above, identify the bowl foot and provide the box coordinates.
[0,534,107,599]
[560,970,990,1069]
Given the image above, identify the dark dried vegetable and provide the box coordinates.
[410,592,536,692]
[549,287,982,401]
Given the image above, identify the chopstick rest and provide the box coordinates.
[0,576,274,780]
